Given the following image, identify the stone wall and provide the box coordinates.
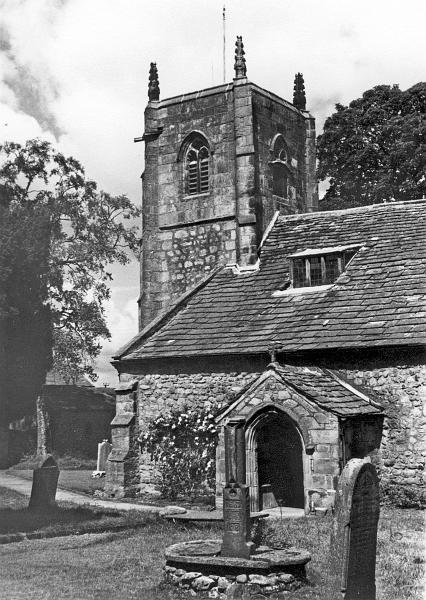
[41,385,115,458]
[337,359,425,502]
[122,348,425,503]
[140,86,237,328]
[159,220,236,300]
[136,371,257,484]
[6,385,114,466]
[252,87,311,229]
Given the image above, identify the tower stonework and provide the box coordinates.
[138,40,318,328]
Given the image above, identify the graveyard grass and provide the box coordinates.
[7,467,105,495]
[0,487,156,538]
[0,486,424,600]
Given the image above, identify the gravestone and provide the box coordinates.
[97,439,112,472]
[329,458,380,600]
[221,419,255,559]
[29,454,60,510]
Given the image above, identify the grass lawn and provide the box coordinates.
[12,454,97,471]
[7,468,105,496]
[0,489,423,600]
[0,486,156,539]
[7,468,215,509]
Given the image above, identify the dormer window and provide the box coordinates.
[290,245,360,288]
[185,135,210,195]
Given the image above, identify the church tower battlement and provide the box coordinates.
[137,38,318,328]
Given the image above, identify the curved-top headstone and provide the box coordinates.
[29,453,60,510]
[97,439,112,472]
[329,458,380,600]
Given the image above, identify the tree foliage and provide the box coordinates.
[0,138,140,389]
[317,83,426,209]
[0,189,52,425]
[139,406,218,501]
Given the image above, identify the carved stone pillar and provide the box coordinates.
[105,380,140,498]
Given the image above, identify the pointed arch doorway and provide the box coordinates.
[246,409,305,511]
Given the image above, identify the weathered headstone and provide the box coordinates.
[329,458,380,600]
[97,439,112,472]
[29,454,60,510]
[221,419,255,559]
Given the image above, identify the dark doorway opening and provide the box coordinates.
[257,412,304,509]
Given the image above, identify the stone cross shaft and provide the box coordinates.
[221,419,255,559]
[224,419,246,484]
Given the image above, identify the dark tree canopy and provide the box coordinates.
[0,189,52,425]
[317,83,426,209]
[0,139,140,423]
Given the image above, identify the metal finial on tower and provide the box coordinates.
[234,36,247,79]
[293,72,306,111]
[148,62,160,102]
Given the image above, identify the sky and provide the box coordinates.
[0,0,425,386]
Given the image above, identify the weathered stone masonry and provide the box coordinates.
[115,348,424,504]
[337,354,426,495]
[136,370,257,485]
[139,76,317,328]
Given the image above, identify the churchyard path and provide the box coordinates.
[0,470,162,513]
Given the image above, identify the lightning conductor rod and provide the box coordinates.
[223,5,226,83]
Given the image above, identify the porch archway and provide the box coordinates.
[246,407,305,512]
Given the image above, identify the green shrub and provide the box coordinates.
[139,406,218,501]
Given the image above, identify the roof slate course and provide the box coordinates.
[273,365,383,417]
[118,200,426,362]
[216,363,383,420]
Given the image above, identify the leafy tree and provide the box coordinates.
[0,138,141,389]
[0,189,52,426]
[317,83,426,209]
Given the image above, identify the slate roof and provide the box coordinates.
[274,364,383,416]
[216,363,383,420]
[117,200,426,362]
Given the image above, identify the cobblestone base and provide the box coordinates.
[163,565,303,598]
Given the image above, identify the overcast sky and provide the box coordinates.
[1,0,425,385]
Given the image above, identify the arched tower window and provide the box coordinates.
[270,135,291,198]
[185,135,210,195]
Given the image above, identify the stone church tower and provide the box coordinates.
[137,38,318,328]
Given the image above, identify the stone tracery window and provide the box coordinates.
[184,135,210,195]
[270,135,290,198]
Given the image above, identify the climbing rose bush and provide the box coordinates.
[139,406,218,500]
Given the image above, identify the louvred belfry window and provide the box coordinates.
[185,137,210,195]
